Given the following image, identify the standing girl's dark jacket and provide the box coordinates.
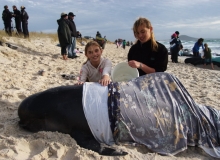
[128,40,168,76]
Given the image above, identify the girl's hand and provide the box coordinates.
[128,60,141,68]
[99,75,111,86]
[75,81,84,85]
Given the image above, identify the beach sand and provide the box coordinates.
[0,37,219,160]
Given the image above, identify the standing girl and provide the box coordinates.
[128,17,168,76]
[77,41,112,86]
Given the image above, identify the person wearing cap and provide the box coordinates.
[175,31,182,48]
[57,12,72,60]
[67,12,78,59]
[2,5,13,36]
[20,6,29,38]
[170,31,182,63]
[12,5,22,35]
[128,17,168,76]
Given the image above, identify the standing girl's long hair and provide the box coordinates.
[132,17,158,52]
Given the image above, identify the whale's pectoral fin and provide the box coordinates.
[71,130,127,156]
[19,118,45,132]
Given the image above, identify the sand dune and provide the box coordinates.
[0,37,219,160]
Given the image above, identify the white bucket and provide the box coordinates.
[111,62,139,82]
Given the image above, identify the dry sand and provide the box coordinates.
[0,37,219,160]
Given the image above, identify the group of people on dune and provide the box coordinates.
[2,5,29,38]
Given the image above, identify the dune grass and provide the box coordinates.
[0,30,7,42]
[0,29,113,45]
[0,30,88,43]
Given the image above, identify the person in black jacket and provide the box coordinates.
[128,17,168,76]
[20,6,29,38]
[2,5,12,36]
[12,5,22,35]
[57,12,72,60]
[170,31,182,63]
[67,12,78,59]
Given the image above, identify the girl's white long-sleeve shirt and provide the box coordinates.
[79,57,112,82]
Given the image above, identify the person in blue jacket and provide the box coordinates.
[192,38,204,57]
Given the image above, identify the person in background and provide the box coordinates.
[77,41,112,86]
[96,31,102,38]
[203,43,214,69]
[178,44,183,56]
[115,39,119,48]
[170,33,177,62]
[20,6,29,38]
[122,39,126,49]
[118,39,122,47]
[67,12,78,59]
[76,31,82,38]
[128,17,168,76]
[170,31,182,63]
[76,31,82,43]
[12,5,22,35]
[175,31,183,57]
[2,5,12,36]
[57,12,72,60]
[193,38,204,57]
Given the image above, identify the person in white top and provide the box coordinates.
[77,41,112,86]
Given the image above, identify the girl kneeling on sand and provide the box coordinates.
[77,41,112,86]
[203,43,214,69]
